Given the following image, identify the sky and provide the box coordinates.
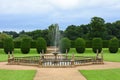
[0,0,120,32]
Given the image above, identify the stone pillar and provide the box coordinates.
[71,53,75,67]
[66,49,68,60]
[8,52,10,63]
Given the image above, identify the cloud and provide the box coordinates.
[0,0,120,31]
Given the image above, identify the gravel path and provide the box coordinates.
[0,62,120,80]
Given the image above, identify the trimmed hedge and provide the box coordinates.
[109,37,119,53]
[21,38,31,54]
[14,41,21,48]
[59,38,71,53]
[86,40,92,48]
[71,40,75,48]
[0,41,3,48]
[92,38,102,53]
[3,37,14,54]
[31,40,36,48]
[75,38,86,53]
[36,37,47,53]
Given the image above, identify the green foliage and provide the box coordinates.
[21,38,31,54]
[75,38,86,53]
[71,40,75,48]
[36,37,47,53]
[3,37,14,54]
[0,33,10,42]
[92,38,102,53]
[86,40,92,48]
[0,41,3,48]
[103,40,109,48]
[31,40,36,48]
[48,24,60,46]
[109,37,119,53]
[14,41,21,48]
[59,38,71,53]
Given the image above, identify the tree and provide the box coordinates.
[92,38,102,53]
[75,38,86,53]
[36,37,47,53]
[64,25,79,40]
[3,37,14,54]
[59,38,71,53]
[48,24,60,46]
[109,37,119,53]
[89,16,105,39]
[21,38,31,54]
[0,33,10,42]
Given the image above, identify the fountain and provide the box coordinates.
[8,24,104,68]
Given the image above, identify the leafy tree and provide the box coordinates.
[3,31,19,38]
[59,38,71,53]
[0,33,10,42]
[75,38,86,53]
[36,37,47,53]
[89,17,105,39]
[92,38,102,53]
[48,24,60,46]
[64,25,79,40]
[3,37,14,54]
[21,38,31,54]
[109,37,119,53]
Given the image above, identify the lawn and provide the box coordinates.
[0,48,120,62]
[80,68,120,80]
[0,69,36,80]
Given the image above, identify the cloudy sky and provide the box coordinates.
[0,0,120,32]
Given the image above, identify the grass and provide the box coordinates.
[0,69,36,80]
[80,68,120,80]
[0,48,120,62]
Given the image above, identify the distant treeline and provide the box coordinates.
[0,16,120,46]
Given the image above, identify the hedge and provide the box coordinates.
[3,37,14,54]
[92,38,103,53]
[21,38,31,54]
[109,37,119,53]
[75,38,86,53]
[36,37,47,53]
[59,38,71,53]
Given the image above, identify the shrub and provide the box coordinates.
[14,41,21,48]
[36,37,47,53]
[103,40,109,48]
[59,38,71,53]
[31,40,36,48]
[21,38,31,54]
[3,37,14,54]
[86,40,92,48]
[71,40,75,48]
[75,38,86,53]
[109,37,119,53]
[92,38,102,53]
[0,41,3,48]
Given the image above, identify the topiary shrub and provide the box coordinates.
[21,38,31,54]
[36,37,47,53]
[109,37,119,53]
[92,38,102,53]
[59,38,71,53]
[3,37,14,54]
[75,38,86,53]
